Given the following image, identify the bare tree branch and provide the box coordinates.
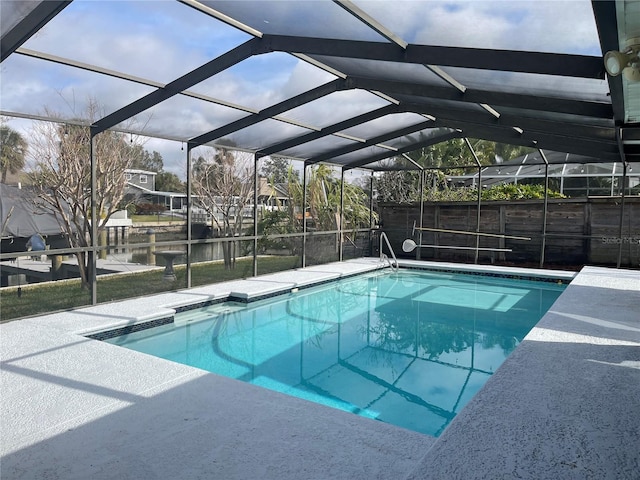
[27,98,140,288]
[192,148,255,269]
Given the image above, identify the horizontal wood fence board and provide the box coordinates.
[380,197,639,267]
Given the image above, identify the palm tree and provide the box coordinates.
[288,164,375,232]
[0,125,27,183]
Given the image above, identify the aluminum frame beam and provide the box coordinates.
[273,75,619,167]
[2,4,625,172]
[333,0,408,48]
[1,1,71,62]
[591,0,625,124]
[189,78,347,147]
[339,119,619,171]
[261,35,605,79]
[255,98,616,165]
[425,116,618,155]
[344,130,463,170]
[400,102,616,145]
[444,122,621,161]
[306,119,436,165]
[349,77,613,119]
[256,104,399,157]
[92,37,266,135]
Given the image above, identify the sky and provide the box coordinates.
[0,0,603,180]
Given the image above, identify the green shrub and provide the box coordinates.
[481,183,565,200]
[418,183,565,202]
[257,210,297,252]
[135,202,166,214]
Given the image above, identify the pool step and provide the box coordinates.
[174,302,247,326]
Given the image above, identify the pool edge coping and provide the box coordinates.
[79,258,575,339]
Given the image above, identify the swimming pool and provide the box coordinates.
[105,268,566,437]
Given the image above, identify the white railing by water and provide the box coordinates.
[379,232,399,272]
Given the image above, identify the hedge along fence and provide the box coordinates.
[379,197,640,268]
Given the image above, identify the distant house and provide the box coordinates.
[124,171,290,217]
[124,169,187,212]
[125,169,156,191]
[256,177,289,209]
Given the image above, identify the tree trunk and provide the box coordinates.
[75,251,91,289]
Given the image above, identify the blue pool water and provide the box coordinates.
[106,269,566,437]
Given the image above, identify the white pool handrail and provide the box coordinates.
[379,232,399,272]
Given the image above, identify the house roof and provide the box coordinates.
[257,178,288,198]
[125,169,157,176]
[1,1,638,171]
[125,183,155,194]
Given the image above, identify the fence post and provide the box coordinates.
[146,228,156,265]
[539,149,550,268]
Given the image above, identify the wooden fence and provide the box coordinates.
[379,197,640,268]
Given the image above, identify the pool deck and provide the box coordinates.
[1,258,638,479]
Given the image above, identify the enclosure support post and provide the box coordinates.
[464,138,482,264]
[89,130,98,305]
[617,161,628,269]
[369,172,374,256]
[302,163,308,268]
[401,153,425,259]
[611,167,615,196]
[539,149,550,268]
[418,170,425,260]
[614,127,629,268]
[339,168,345,262]
[253,154,259,277]
[477,165,483,262]
[186,144,193,288]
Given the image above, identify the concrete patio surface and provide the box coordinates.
[1,259,638,479]
[407,265,640,480]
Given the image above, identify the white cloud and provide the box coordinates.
[353,0,600,54]
[142,137,186,178]
[1,0,606,177]
[281,58,338,94]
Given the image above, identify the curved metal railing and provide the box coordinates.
[379,232,399,272]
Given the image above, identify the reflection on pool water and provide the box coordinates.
[106,269,566,437]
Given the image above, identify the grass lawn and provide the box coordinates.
[0,256,301,322]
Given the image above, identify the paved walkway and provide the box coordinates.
[407,265,640,480]
[1,254,160,284]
